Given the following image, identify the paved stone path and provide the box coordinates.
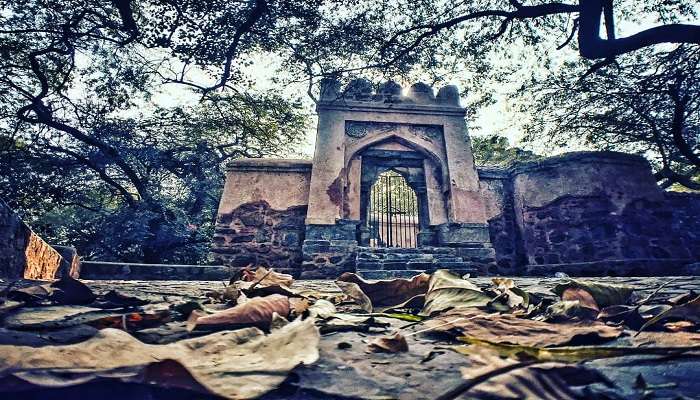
[66,276,700,303]
[1,276,699,399]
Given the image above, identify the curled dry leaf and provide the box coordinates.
[420,270,493,316]
[318,313,389,334]
[307,299,337,319]
[336,272,430,307]
[455,361,612,400]
[425,310,622,347]
[491,278,530,309]
[632,331,700,347]
[0,319,320,400]
[561,287,599,311]
[637,295,700,334]
[335,281,373,313]
[240,266,294,288]
[8,276,95,305]
[664,320,696,332]
[553,279,633,308]
[545,300,599,321]
[92,290,149,309]
[187,294,295,331]
[368,332,409,353]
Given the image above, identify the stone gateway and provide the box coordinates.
[211,80,700,278]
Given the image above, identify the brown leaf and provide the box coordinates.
[664,320,696,332]
[424,310,622,347]
[187,294,293,331]
[336,272,430,307]
[637,295,700,334]
[93,290,149,308]
[0,319,320,399]
[240,266,294,287]
[632,331,700,347]
[457,361,610,400]
[8,276,95,305]
[561,287,599,311]
[335,281,373,313]
[553,279,633,308]
[368,332,409,353]
[420,270,494,316]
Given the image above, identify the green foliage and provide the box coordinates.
[0,94,306,263]
[471,135,541,167]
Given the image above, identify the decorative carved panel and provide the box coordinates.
[345,121,442,141]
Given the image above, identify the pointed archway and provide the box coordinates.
[367,170,420,248]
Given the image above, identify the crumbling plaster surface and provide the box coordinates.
[511,152,663,212]
[217,159,312,214]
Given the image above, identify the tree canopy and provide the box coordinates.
[516,45,700,190]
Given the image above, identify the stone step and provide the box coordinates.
[357,246,456,255]
[356,270,428,279]
[433,261,473,269]
[432,256,462,263]
[79,262,236,281]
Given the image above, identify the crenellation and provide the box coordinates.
[318,79,465,109]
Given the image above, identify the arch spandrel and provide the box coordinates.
[345,132,448,190]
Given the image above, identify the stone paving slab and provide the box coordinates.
[44,276,696,303]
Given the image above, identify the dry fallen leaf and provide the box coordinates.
[553,279,633,308]
[460,362,610,400]
[368,332,409,353]
[424,310,623,347]
[632,331,700,347]
[187,294,296,331]
[8,276,95,305]
[420,270,494,316]
[664,320,696,332]
[240,266,294,287]
[0,318,320,400]
[561,287,599,311]
[637,295,700,334]
[335,280,373,313]
[336,272,430,307]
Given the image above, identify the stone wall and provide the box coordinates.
[479,168,521,274]
[516,191,700,273]
[211,151,699,278]
[211,200,308,276]
[476,152,700,276]
[211,159,313,276]
[0,198,63,280]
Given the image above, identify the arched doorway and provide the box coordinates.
[367,170,420,248]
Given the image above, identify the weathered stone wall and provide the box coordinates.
[478,152,699,276]
[211,201,308,276]
[211,150,698,278]
[1,198,63,279]
[508,152,700,272]
[211,159,313,276]
[478,169,522,274]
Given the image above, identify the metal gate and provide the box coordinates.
[367,170,419,248]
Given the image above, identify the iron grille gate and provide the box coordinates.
[368,170,419,248]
